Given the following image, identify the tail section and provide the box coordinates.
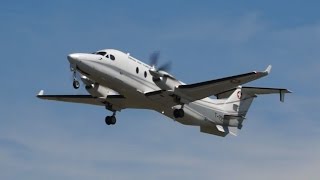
[215,86,255,136]
[221,85,292,116]
[214,86,291,136]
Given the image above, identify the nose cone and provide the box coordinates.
[67,53,81,64]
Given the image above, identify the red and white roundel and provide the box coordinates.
[237,91,242,99]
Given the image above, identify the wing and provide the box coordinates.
[145,90,178,107]
[37,90,103,106]
[37,90,149,111]
[174,65,272,102]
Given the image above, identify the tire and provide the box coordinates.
[110,116,116,125]
[173,109,185,118]
[73,80,80,89]
[174,109,180,118]
[105,116,111,125]
[178,109,185,118]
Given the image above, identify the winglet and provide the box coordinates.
[280,90,285,102]
[280,89,292,102]
[37,90,44,96]
[265,65,272,74]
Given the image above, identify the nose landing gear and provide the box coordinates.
[72,70,80,89]
[73,80,80,89]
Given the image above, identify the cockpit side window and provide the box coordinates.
[96,52,106,56]
[110,54,115,60]
[94,51,115,61]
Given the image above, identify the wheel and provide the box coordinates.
[105,116,116,125]
[110,116,116,125]
[174,109,180,118]
[73,80,80,89]
[173,109,185,118]
[178,109,184,118]
[105,116,111,125]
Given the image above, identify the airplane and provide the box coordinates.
[37,49,291,137]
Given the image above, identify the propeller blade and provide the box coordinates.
[149,51,173,82]
[158,62,172,72]
[150,51,160,67]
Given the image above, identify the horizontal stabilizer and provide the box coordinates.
[217,86,292,102]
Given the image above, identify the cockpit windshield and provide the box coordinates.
[92,51,116,61]
[95,51,106,56]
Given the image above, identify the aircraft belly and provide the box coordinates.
[151,105,208,126]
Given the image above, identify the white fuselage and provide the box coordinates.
[69,49,240,128]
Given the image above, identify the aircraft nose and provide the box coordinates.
[67,53,81,64]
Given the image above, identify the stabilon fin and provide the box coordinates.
[216,125,238,136]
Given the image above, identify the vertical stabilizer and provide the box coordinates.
[223,86,255,116]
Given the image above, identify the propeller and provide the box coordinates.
[150,51,160,68]
[158,62,171,72]
[149,51,172,80]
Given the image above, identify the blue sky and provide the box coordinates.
[1,1,320,179]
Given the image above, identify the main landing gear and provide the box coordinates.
[173,108,185,118]
[105,112,117,125]
[173,97,185,118]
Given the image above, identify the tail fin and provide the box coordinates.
[223,86,255,116]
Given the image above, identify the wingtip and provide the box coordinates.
[280,89,292,102]
[37,90,44,96]
[265,65,272,74]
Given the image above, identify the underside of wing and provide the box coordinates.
[145,90,178,108]
[174,65,272,102]
[37,90,151,111]
[37,90,104,106]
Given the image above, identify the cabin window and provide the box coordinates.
[136,67,139,74]
[110,54,115,60]
[144,71,147,78]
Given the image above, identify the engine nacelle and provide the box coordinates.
[81,76,118,97]
[85,83,118,98]
[154,76,181,90]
